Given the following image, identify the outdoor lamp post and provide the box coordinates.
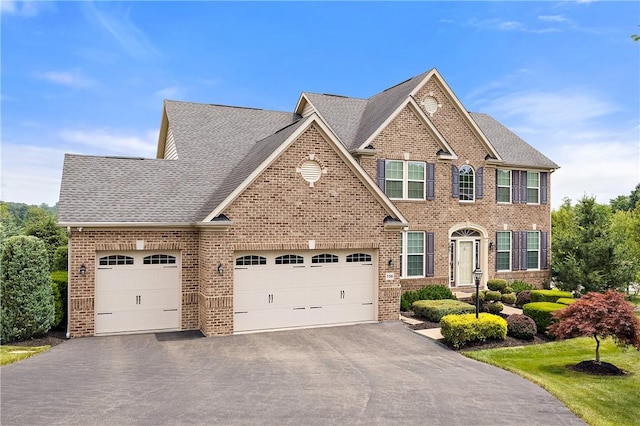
[474,268,483,319]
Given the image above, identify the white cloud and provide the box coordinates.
[466,18,558,34]
[35,70,96,88]
[58,128,157,156]
[468,80,639,208]
[538,15,569,23]
[0,143,65,206]
[155,86,182,99]
[1,128,158,205]
[83,2,161,60]
[0,0,52,17]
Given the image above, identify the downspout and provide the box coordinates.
[66,226,71,339]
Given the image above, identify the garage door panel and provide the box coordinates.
[234,250,376,333]
[95,251,181,335]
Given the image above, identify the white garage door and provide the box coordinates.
[95,251,181,335]
[234,250,376,333]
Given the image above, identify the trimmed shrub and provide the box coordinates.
[523,302,565,334]
[487,279,508,293]
[400,285,456,311]
[412,299,475,322]
[506,314,537,340]
[471,291,486,303]
[487,301,504,314]
[510,280,535,295]
[52,245,68,271]
[530,289,573,303]
[440,313,507,349]
[1,236,55,342]
[556,298,577,306]
[516,290,532,308]
[51,271,68,328]
[502,286,513,295]
[484,290,502,302]
[501,293,516,305]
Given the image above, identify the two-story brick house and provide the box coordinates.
[58,68,558,337]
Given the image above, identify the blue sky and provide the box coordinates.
[2,1,639,208]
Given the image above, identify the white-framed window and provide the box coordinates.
[385,160,425,200]
[311,254,339,264]
[496,231,511,271]
[459,165,474,202]
[143,254,176,265]
[400,231,425,277]
[497,170,511,203]
[527,231,540,269]
[527,172,540,204]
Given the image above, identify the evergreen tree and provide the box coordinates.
[1,235,55,342]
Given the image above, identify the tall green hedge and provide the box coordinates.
[530,289,573,303]
[522,302,565,334]
[51,271,68,328]
[1,236,55,342]
[400,285,456,311]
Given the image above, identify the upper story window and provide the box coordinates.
[385,160,425,200]
[510,170,548,205]
[377,159,434,201]
[527,172,540,204]
[496,170,511,203]
[459,165,475,202]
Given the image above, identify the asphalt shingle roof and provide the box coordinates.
[58,71,558,225]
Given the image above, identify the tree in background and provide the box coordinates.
[610,183,640,213]
[552,196,635,294]
[1,235,55,342]
[22,207,67,272]
[548,291,640,364]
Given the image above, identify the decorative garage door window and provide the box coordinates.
[99,255,134,266]
[311,254,339,263]
[275,254,304,265]
[346,253,372,263]
[143,254,177,265]
[236,255,267,266]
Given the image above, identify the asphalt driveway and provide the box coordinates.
[1,322,584,425]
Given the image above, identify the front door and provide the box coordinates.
[457,240,474,286]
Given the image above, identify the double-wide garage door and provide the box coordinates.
[234,250,376,333]
[95,251,181,335]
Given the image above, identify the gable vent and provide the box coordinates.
[299,160,322,187]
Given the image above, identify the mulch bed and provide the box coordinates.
[6,328,67,347]
[401,311,551,351]
[569,360,628,376]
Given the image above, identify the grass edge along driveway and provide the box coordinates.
[464,337,639,426]
[0,345,50,366]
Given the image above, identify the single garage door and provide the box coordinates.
[95,251,181,335]
[234,250,376,333]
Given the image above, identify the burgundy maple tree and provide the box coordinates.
[548,291,640,363]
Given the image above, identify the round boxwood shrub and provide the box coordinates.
[440,313,507,349]
[487,279,508,293]
[471,290,486,303]
[506,314,537,340]
[501,293,516,305]
[484,290,502,302]
[1,236,55,342]
[487,301,504,314]
[502,286,514,295]
[516,290,531,308]
[522,302,566,334]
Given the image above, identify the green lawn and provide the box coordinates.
[464,338,640,426]
[0,345,50,366]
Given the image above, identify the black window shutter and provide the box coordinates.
[520,171,528,204]
[426,162,435,200]
[520,231,528,270]
[376,159,386,192]
[512,171,520,203]
[451,165,459,198]
[540,172,548,205]
[512,231,520,271]
[476,167,484,199]
[426,232,435,277]
[541,231,549,269]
